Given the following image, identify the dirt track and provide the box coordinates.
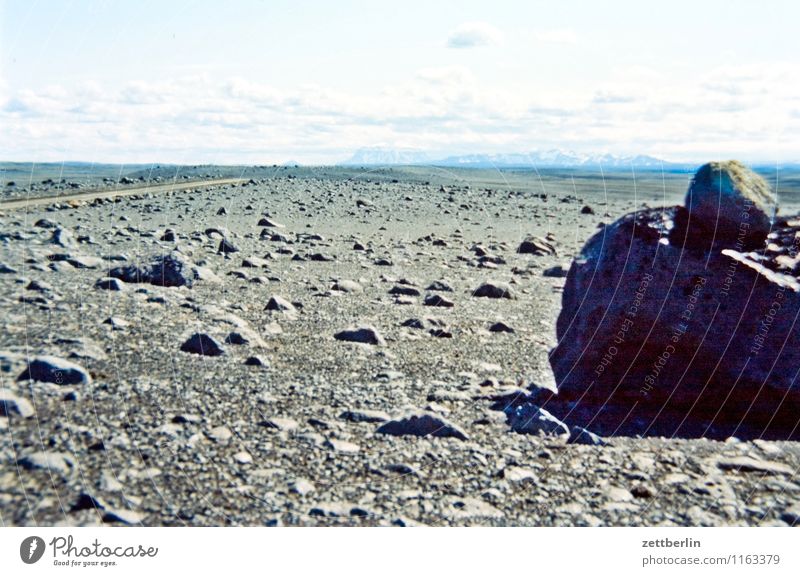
[0,177,246,210]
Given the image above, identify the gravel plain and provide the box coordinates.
[2,165,800,526]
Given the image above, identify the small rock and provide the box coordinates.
[208,426,233,443]
[18,356,92,385]
[506,404,570,437]
[717,456,792,475]
[244,355,270,367]
[332,280,363,293]
[102,509,145,525]
[263,417,298,432]
[95,277,125,291]
[568,426,606,446]
[377,410,468,440]
[473,282,516,299]
[488,321,515,333]
[234,451,253,464]
[0,392,34,418]
[334,325,385,345]
[217,238,239,254]
[265,295,296,313]
[291,478,316,495]
[19,452,76,477]
[543,265,569,278]
[339,409,391,423]
[180,333,225,356]
[426,280,454,292]
[324,438,360,453]
[423,294,454,307]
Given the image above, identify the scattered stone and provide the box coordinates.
[332,280,363,293]
[290,478,316,496]
[258,217,284,228]
[244,355,270,367]
[0,392,34,418]
[568,426,606,446]
[426,280,454,292]
[473,282,516,299]
[717,456,792,475]
[339,409,391,423]
[781,505,800,526]
[217,238,239,254]
[506,404,570,437]
[18,356,92,385]
[423,294,454,307]
[180,333,225,356]
[324,438,360,453]
[488,321,515,333]
[50,227,76,248]
[263,417,299,432]
[543,265,569,278]
[94,277,125,291]
[208,426,233,443]
[102,509,145,525]
[265,295,296,313]
[377,411,468,440]
[334,325,385,345]
[109,252,217,288]
[581,205,595,215]
[234,451,253,464]
[518,236,556,256]
[389,285,421,297]
[19,452,76,477]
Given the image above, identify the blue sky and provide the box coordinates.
[1,0,799,163]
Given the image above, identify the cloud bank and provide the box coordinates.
[1,62,798,164]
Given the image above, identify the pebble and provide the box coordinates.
[376,410,469,441]
[180,333,225,356]
[473,281,516,299]
[334,325,385,345]
[506,404,570,437]
[95,277,125,291]
[290,478,316,496]
[265,295,296,313]
[332,280,363,293]
[208,426,233,443]
[263,417,299,432]
[488,321,515,333]
[18,356,92,385]
[324,438,360,453]
[0,392,34,418]
[423,294,454,307]
[717,456,793,475]
[244,355,270,367]
[19,451,76,477]
[339,409,391,423]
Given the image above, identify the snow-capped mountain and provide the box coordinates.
[342,148,674,168]
[342,148,433,166]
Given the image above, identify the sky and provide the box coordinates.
[1,0,799,164]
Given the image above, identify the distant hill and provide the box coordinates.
[342,148,433,166]
[341,148,682,169]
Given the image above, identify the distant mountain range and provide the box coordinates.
[342,148,679,168]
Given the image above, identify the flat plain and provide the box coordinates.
[2,163,800,526]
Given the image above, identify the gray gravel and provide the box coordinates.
[2,167,800,526]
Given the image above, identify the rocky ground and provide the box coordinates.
[1,166,800,526]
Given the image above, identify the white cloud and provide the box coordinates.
[1,62,799,164]
[535,28,578,44]
[446,22,502,49]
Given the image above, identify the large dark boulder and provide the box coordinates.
[546,162,799,440]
